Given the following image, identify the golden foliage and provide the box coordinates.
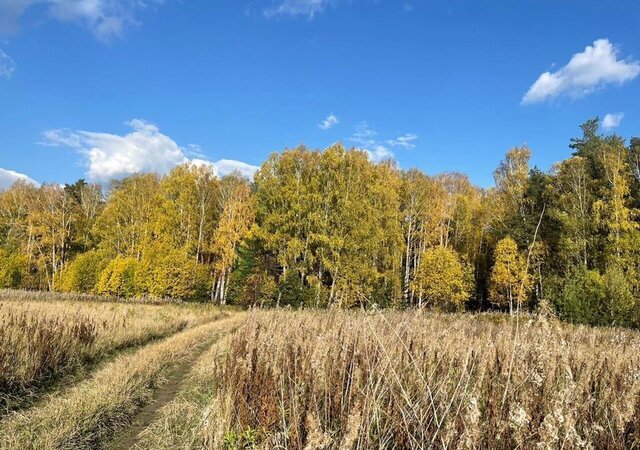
[410,246,473,309]
[489,236,531,312]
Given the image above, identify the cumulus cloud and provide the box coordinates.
[364,145,394,163]
[349,121,413,163]
[0,168,39,190]
[387,133,418,149]
[42,119,259,182]
[0,49,16,78]
[522,39,640,104]
[0,0,164,41]
[318,114,339,130]
[602,112,624,130]
[264,0,331,18]
[192,158,260,179]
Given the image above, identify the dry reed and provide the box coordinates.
[155,309,640,449]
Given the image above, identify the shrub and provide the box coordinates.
[228,269,276,308]
[603,264,637,327]
[59,251,110,294]
[96,257,138,298]
[553,264,638,327]
[136,249,209,301]
[554,266,605,325]
[0,249,28,289]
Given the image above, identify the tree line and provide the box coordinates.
[1,118,639,326]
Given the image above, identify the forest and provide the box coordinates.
[1,118,639,327]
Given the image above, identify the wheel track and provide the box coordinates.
[107,318,239,450]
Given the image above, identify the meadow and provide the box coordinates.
[0,290,228,414]
[136,309,640,450]
[2,292,640,449]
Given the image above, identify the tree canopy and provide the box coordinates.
[1,119,640,326]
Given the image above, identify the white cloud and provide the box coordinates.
[184,143,207,159]
[350,121,378,149]
[365,145,393,163]
[0,168,39,190]
[0,0,164,41]
[41,128,83,148]
[264,0,331,18]
[0,49,16,78]
[192,158,259,179]
[522,39,640,104]
[318,113,339,130]
[387,133,418,149]
[602,112,624,130]
[349,121,402,163]
[42,119,259,182]
[48,0,131,41]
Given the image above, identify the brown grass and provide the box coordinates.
[141,309,640,449]
[0,315,242,450]
[0,291,226,413]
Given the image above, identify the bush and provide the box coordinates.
[136,250,209,301]
[553,266,605,325]
[59,251,109,294]
[96,257,138,298]
[553,264,637,327]
[0,249,27,289]
[604,264,637,327]
[228,269,276,308]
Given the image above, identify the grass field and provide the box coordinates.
[1,293,640,449]
[133,310,640,450]
[0,291,228,414]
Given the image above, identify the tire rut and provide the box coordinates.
[0,324,188,421]
[106,329,225,450]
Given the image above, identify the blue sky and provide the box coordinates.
[0,0,639,189]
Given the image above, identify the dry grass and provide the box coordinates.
[0,291,227,413]
[0,314,242,450]
[138,309,640,449]
[132,332,240,449]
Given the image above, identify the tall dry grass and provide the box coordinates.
[0,315,242,450]
[0,292,226,412]
[166,310,640,449]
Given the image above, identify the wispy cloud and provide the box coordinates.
[41,119,259,182]
[350,121,417,163]
[0,49,16,78]
[0,0,32,35]
[350,121,378,148]
[522,39,640,104]
[387,133,418,149]
[319,113,339,130]
[0,0,166,41]
[602,112,624,130]
[264,0,332,18]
